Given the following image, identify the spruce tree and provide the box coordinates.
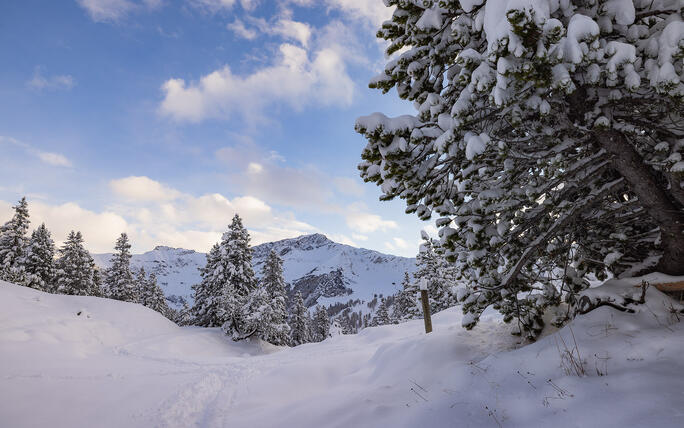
[135,267,148,305]
[312,305,330,342]
[192,215,256,335]
[371,298,391,327]
[393,272,421,322]
[241,284,270,339]
[289,291,310,346]
[54,231,97,295]
[146,273,170,317]
[218,215,257,337]
[176,301,194,326]
[192,243,221,326]
[0,197,30,284]
[260,250,290,345]
[357,0,684,338]
[105,233,137,302]
[24,223,55,291]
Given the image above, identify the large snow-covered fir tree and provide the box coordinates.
[289,291,311,346]
[0,197,30,285]
[414,236,458,313]
[24,223,55,291]
[193,215,257,336]
[356,0,683,337]
[105,233,137,302]
[54,231,98,296]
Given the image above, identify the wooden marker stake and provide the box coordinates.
[420,278,432,334]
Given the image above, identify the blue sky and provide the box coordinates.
[0,0,434,256]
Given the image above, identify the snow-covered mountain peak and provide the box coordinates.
[94,234,417,310]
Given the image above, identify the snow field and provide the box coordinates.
[2,277,683,427]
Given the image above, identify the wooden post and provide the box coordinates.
[420,278,432,334]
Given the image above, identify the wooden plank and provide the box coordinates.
[653,281,684,292]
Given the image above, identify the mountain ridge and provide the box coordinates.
[93,233,417,310]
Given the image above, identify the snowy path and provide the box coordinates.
[2,281,684,427]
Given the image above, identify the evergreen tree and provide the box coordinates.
[54,231,96,295]
[192,215,256,335]
[135,267,148,305]
[24,223,55,291]
[357,0,684,338]
[0,197,30,284]
[175,301,194,326]
[393,272,421,322]
[91,266,103,297]
[105,233,137,302]
[289,291,310,346]
[260,250,290,345]
[219,214,257,337]
[192,243,221,326]
[371,298,391,327]
[146,273,170,317]
[312,305,330,342]
[241,284,270,339]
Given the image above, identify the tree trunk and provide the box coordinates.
[596,130,684,275]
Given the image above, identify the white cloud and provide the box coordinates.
[345,203,398,234]
[326,0,394,28]
[351,233,368,241]
[110,176,182,202]
[0,136,73,168]
[227,19,258,40]
[159,42,354,123]
[216,142,337,212]
[27,67,75,91]
[76,0,161,22]
[190,0,258,13]
[334,177,364,197]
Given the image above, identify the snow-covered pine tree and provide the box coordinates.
[260,250,290,345]
[289,291,310,346]
[105,233,137,302]
[218,214,257,338]
[0,197,30,284]
[192,215,257,335]
[393,272,421,322]
[371,298,391,327]
[135,267,148,305]
[192,243,221,326]
[241,284,269,340]
[54,231,97,295]
[24,223,55,291]
[175,301,194,326]
[91,265,103,297]
[146,273,170,317]
[312,305,330,342]
[356,1,683,338]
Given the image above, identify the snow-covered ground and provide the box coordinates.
[2,279,683,427]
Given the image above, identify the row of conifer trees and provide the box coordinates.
[0,197,170,317]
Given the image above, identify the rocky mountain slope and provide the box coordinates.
[93,234,417,310]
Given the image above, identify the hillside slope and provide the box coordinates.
[2,277,683,427]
